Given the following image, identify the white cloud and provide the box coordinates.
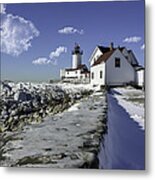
[0,4,6,14]
[32,57,51,65]
[140,44,145,50]
[0,6,39,56]
[33,46,67,65]
[123,36,141,43]
[49,46,67,59]
[58,26,84,35]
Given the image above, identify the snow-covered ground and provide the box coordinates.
[112,87,144,130]
[0,88,107,168]
[1,82,145,169]
[99,87,145,170]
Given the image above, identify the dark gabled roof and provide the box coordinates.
[118,47,125,52]
[65,64,88,72]
[92,50,115,66]
[133,65,145,71]
[136,67,145,71]
[97,46,111,53]
[98,45,125,53]
[81,71,90,74]
[65,68,75,71]
[92,45,134,67]
[77,64,87,70]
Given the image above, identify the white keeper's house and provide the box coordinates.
[89,42,144,87]
[60,44,90,83]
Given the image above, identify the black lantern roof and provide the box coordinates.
[72,43,83,55]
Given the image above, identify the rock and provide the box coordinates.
[33,112,39,119]
[7,117,14,124]
[1,110,8,118]
[10,109,18,116]
[20,115,28,119]
[0,123,6,133]
[70,153,79,160]
[75,93,82,100]
[0,82,93,133]
[51,153,67,160]
[14,90,32,102]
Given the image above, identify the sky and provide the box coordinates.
[0,0,145,82]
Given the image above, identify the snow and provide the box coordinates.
[99,87,145,170]
[0,89,107,168]
[67,103,80,112]
[112,87,144,130]
[1,82,145,169]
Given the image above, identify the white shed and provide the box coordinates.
[136,68,145,87]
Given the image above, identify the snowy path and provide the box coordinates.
[99,87,145,170]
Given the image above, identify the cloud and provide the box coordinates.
[32,57,51,65]
[123,36,141,43]
[0,4,6,14]
[33,46,67,65]
[49,46,67,59]
[140,44,145,50]
[58,26,84,35]
[0,5,40,56]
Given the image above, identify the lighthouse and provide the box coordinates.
[60,43,90,83]
[72,43,83,69]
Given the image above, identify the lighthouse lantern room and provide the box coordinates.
[72,43,83,69]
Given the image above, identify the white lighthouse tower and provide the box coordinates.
[72,43,83,69]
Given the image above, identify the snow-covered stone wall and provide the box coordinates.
[0,82,93,132]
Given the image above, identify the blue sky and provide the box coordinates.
[0,1,145,82]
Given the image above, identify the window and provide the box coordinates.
[75,71,77,74]
[91,72,94,79]
[115,58,121,68]
[100,71,103,79]
[67,71,69,74]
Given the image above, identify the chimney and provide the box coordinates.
[110,42,114,50]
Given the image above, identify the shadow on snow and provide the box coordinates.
[99,90,145,170]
